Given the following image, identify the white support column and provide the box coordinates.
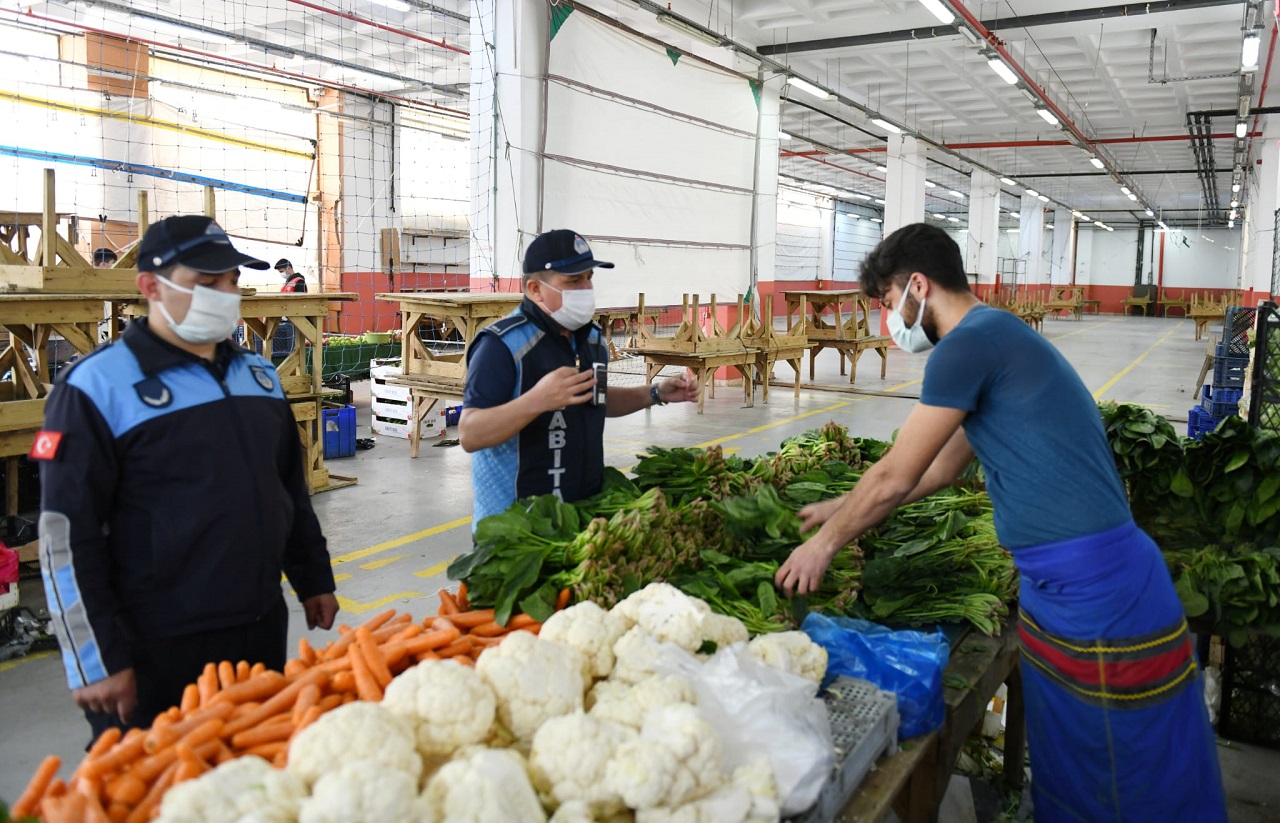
[1019,194,1046,288]
[1243,119,1280,302]
[966,170,1000,288]
[469,0,546,288]
[884,134,927,233]
[1050,206,1076,285]
[752,75,783,297]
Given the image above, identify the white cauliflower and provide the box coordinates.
[287,701,422,785]
[633,759,780,823]
[746,632,828,685]
[299,760,422,823]
[541,601,628,680]
[155,755,306,823]
[529,712,637,816]
[586,677,630,711]
[475,630,586,742]
[609,626,669,685]
[604,703,725,809]
[550,803,636,823]
[589,673,698,730]
[611,584,710,652]
[382,659,497,757]
[699,614,749,650]
[420,747,547,823]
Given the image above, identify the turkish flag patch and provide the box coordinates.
[29,431,63,461]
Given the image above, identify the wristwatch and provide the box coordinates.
[650,384,667,407]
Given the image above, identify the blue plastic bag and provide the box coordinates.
[802,612,949,739]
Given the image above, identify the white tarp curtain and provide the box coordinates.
[775,193,827,281]
[542,8,757,306]
[833,202,882,282]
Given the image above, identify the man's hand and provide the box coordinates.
[527,366,595,413]
[658,371,699,404]
[304,593,339,630]
[776,535,839,598]
[798,496,845,533]
[73,668,137,723]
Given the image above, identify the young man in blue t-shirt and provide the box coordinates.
[459,230,697,524]
[777,223,1225,823]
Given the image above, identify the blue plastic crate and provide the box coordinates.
[1187,406,1223,440]
[1200,384,1242,419]
[444,405,462,426]
[322,405,357,458]
[1212,352,1249,389]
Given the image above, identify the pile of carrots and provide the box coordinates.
[9,586,565,823]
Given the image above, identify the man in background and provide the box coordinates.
[91,248,117,268]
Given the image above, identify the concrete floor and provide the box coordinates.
[2,312,1277,821]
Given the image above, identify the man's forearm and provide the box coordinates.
[816,465,912,552]
[458,396,543,451]
[605,385,655,417]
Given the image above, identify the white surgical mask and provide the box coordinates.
[540,283,596,331]
[155,276,242,344]
[886,287,933,354]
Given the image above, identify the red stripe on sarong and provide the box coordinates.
[1018,624,1193,689]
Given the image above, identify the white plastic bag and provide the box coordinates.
[1203,665,1222,725]
[656,642,835,815]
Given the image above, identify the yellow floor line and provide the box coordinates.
[359,554,407,571]
[333,572,352,583]
[1092,322,1183,400]
[696,400,852,448]
[330,516,471,566]
[886,377,923,392]
[414,557,456,579]
[1046,317,1120,341]
[0,649,54,674]
[336,591,423,615]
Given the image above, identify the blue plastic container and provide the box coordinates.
[323,405,357,458]
[1199,384,1242,419]
[444,405,463,426]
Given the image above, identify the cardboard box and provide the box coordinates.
[372,412,443,440]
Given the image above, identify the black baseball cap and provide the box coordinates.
[523,230,614,275]
[137,215,269,274]
[275,258,293,270]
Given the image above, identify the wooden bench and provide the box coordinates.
[743,295,807,403]
[804,295,890,384]
[1121,284,1157,316]
[1045,287,1084,320]
[1188,292,1226,341]
[1158,288,1189,318]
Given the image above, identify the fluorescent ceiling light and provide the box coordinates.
[874,198,887,204]
[1036,107,1058,125]
[1038,195,1050,202]
[949,190,965,198]
[368,0,412,11]
[1127,193,1138,201]
[778,130,792,140]
[1120,186,1131,195]
[656,14,723,47]
[1006,228,1020,233]
[853,193,873,200]
[1094,221,1105,228]
[1158,221,1169,230]
[1047,225,1055,230]
[1025,189,1039,197]
[872,118,902,133]
[1243,34,1262,70]
[141,18,238,44]
[870,218,883,223]
[1072,211,1083,218]
[917,0,955,25]
[1106,226,1114,232]
[1011,212,1020,218]
[1233,182,1242,193]
[1090,157,1105,169]
[1229,220,1235,228]
[987,58,1019,85]
[957,27,979,45]
[1145,209,1154,216]
[1236,122,1248,138]
[788,76,832,101]
[874,165,887,172]
[1000,177,1016,186]
[947,216,960,222]
[924,180,937,188]
[1232,199,1240,208]
[1202,235,1215,244]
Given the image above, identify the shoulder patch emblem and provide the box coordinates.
[29,431,62,461]
[134,377,173,409]
[250,365,276,392]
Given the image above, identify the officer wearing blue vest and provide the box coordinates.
[34,215,339,737]
[460,230,697,524]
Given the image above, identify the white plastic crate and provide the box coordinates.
[372,411,443,440]
[372,396,411,420]
[370,361,411,402]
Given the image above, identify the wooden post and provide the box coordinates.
[5,456,18,517]
[42,169,57,268]
[203,186,216,219]
[137,190,149,234]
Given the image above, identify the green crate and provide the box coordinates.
[274,342,402,379]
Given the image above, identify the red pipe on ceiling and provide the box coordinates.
[285,0,467,55]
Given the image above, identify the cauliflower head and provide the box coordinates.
[541,601,628,680]
[699,614,749,650]
[298,760,423,823]
[609,626,669,685]
[589,673,698,730]
[746,632,828,685]
[383,658,497,757]
[155,755,306,823]
[529,712,637,815]
[632,758,780,823]
[475,631,586,742]
[420,747,547,823]
[287,701,422,785]
[611,584,710,653]
[604,703,725,810]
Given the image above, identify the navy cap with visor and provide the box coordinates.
[137,216,269,274]
[523,229,615,275]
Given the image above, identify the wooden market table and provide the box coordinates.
[781,289,891,384]
[0,294,140,514]
[375,292,521,453]
[124,293,359,493]
[836,617,1024,823]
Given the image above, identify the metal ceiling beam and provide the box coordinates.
[755,0,1242,57]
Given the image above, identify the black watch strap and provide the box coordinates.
[650,384,667,406]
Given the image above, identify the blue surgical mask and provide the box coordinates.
[886,287,933,354]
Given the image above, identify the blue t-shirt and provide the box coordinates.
[919,305,1131,549]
